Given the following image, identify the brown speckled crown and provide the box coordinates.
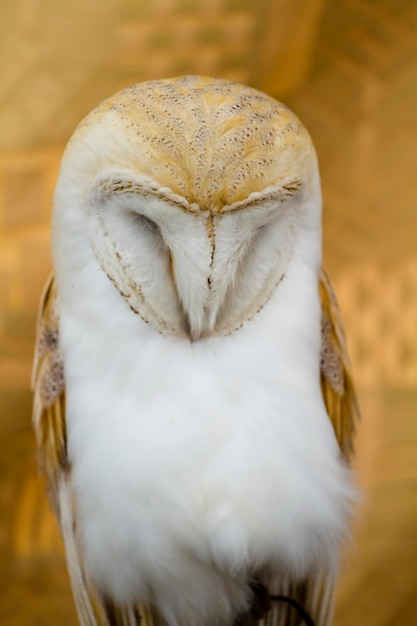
[72,76,313,212]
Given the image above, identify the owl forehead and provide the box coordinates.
[74,76,312,211]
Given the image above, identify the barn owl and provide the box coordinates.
[32,76,359,626]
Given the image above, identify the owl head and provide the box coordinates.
[52,76,321,340]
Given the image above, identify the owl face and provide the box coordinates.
[53,76,321,340]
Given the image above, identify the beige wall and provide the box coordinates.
[0,1,416,624]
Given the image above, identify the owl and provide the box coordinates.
[32,76,359,626]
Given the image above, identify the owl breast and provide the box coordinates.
[60,261,352,624]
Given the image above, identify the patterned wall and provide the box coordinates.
[286,0,417,389]
[0,1,416,624]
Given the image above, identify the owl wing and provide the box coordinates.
[260,268,360,626]
[319,267,360,462]
[32,275,156,626]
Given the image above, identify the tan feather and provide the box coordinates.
[73,76,312,213]
[32,275,66,511]
[251,573,335,626]
[319,268,360,462]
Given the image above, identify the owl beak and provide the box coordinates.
[175,242,247,340]
[168,214,250,340]
[168,235,212,341]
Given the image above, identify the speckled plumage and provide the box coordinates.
[73,76,309,211]
[33,76,359,626]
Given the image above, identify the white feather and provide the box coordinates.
[52,171,353,625]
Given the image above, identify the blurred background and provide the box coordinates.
[0,0,416,624]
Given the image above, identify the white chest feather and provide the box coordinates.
[59,258,352,624]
